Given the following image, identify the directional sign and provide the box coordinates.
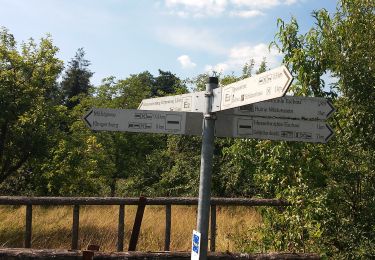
[138,92,205,113]
[212,66,293,112]
[215,114,334,143]
[220,96,335,120]
[83,108,203,136]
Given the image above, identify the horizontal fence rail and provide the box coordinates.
[0,196,289,206]
[0,196,289,253]
[0,248,321,259]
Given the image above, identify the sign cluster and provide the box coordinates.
[82,65,335,259]
[84,65,335,143]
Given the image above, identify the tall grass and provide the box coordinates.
[0,205,261,252]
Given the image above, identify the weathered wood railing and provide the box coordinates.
[0,196,289,252]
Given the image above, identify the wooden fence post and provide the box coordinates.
[164,204,171,251]
[210,205,216,252]
[24,204,32,248]
[71,205,80,250]
[117,204,125,252]
[128,196,146,251]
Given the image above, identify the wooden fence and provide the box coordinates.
[0,196,289,252]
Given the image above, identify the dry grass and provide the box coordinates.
[0,205,261,252]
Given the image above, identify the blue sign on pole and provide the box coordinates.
[191,230,201,260]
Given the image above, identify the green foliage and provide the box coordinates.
[0,27,63,188]
[152,69,187,97]
[152,135,202,196]
[259,1,375,258]
[186,73,209,91]
[256,59,267,74]
[242,59,255,78]
[61,48,93,109]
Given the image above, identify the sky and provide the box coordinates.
[0,0,337,86]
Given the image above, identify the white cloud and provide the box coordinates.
[165,0,228,17]
[177,55,197,69]
[285,0,298,5]
[205,63,230,73]
[229,43,281,65]
[156,26,226,54]
[230,9,265,18]
[230,0,299,8]
[205,43,282,74]
[231,0,280,8]
[163,0,300,18]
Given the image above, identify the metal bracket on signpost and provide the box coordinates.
[196,76,218,260]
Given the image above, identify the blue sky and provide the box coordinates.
[0,0,337,86]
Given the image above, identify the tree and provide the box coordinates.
[253,1,375,258]
[103,71,187,196]
[256,58,267,74]
[152,69,187,97]
[44,70,184,197]
[242,59,255,79]
[0,27,63,188]
[61,48,93,109]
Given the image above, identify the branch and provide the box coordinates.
[0,121,8,162]
[0,151,31,184]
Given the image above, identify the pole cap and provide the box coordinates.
[207,77,218,84]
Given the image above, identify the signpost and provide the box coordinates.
[196,77,217,260]
[221,96,335,120]
[83,108,202,136]
[83,65,335,260]
[215,115,334,143]
[138,92,205,113]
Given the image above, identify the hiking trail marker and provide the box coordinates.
[83,66,335,260]
[191,230,201,260]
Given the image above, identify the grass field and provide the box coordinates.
[0,205,262,252]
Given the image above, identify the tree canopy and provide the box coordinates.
[0,27,63,186]
[61,48,93,109]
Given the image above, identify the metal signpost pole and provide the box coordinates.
[196,77,218,260]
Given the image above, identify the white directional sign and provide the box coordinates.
[83,108,202,136]
[138,92,205,113]
[215,115,334,143]
[221,96,335,120]
[212,66,293,112]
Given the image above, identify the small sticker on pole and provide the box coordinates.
[191,230,201,260]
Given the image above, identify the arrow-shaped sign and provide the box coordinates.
[212,66,293,112]
[138,91,205,112]
[215,114,334,143]
[83,108,203,136]
[220,96,335,120]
